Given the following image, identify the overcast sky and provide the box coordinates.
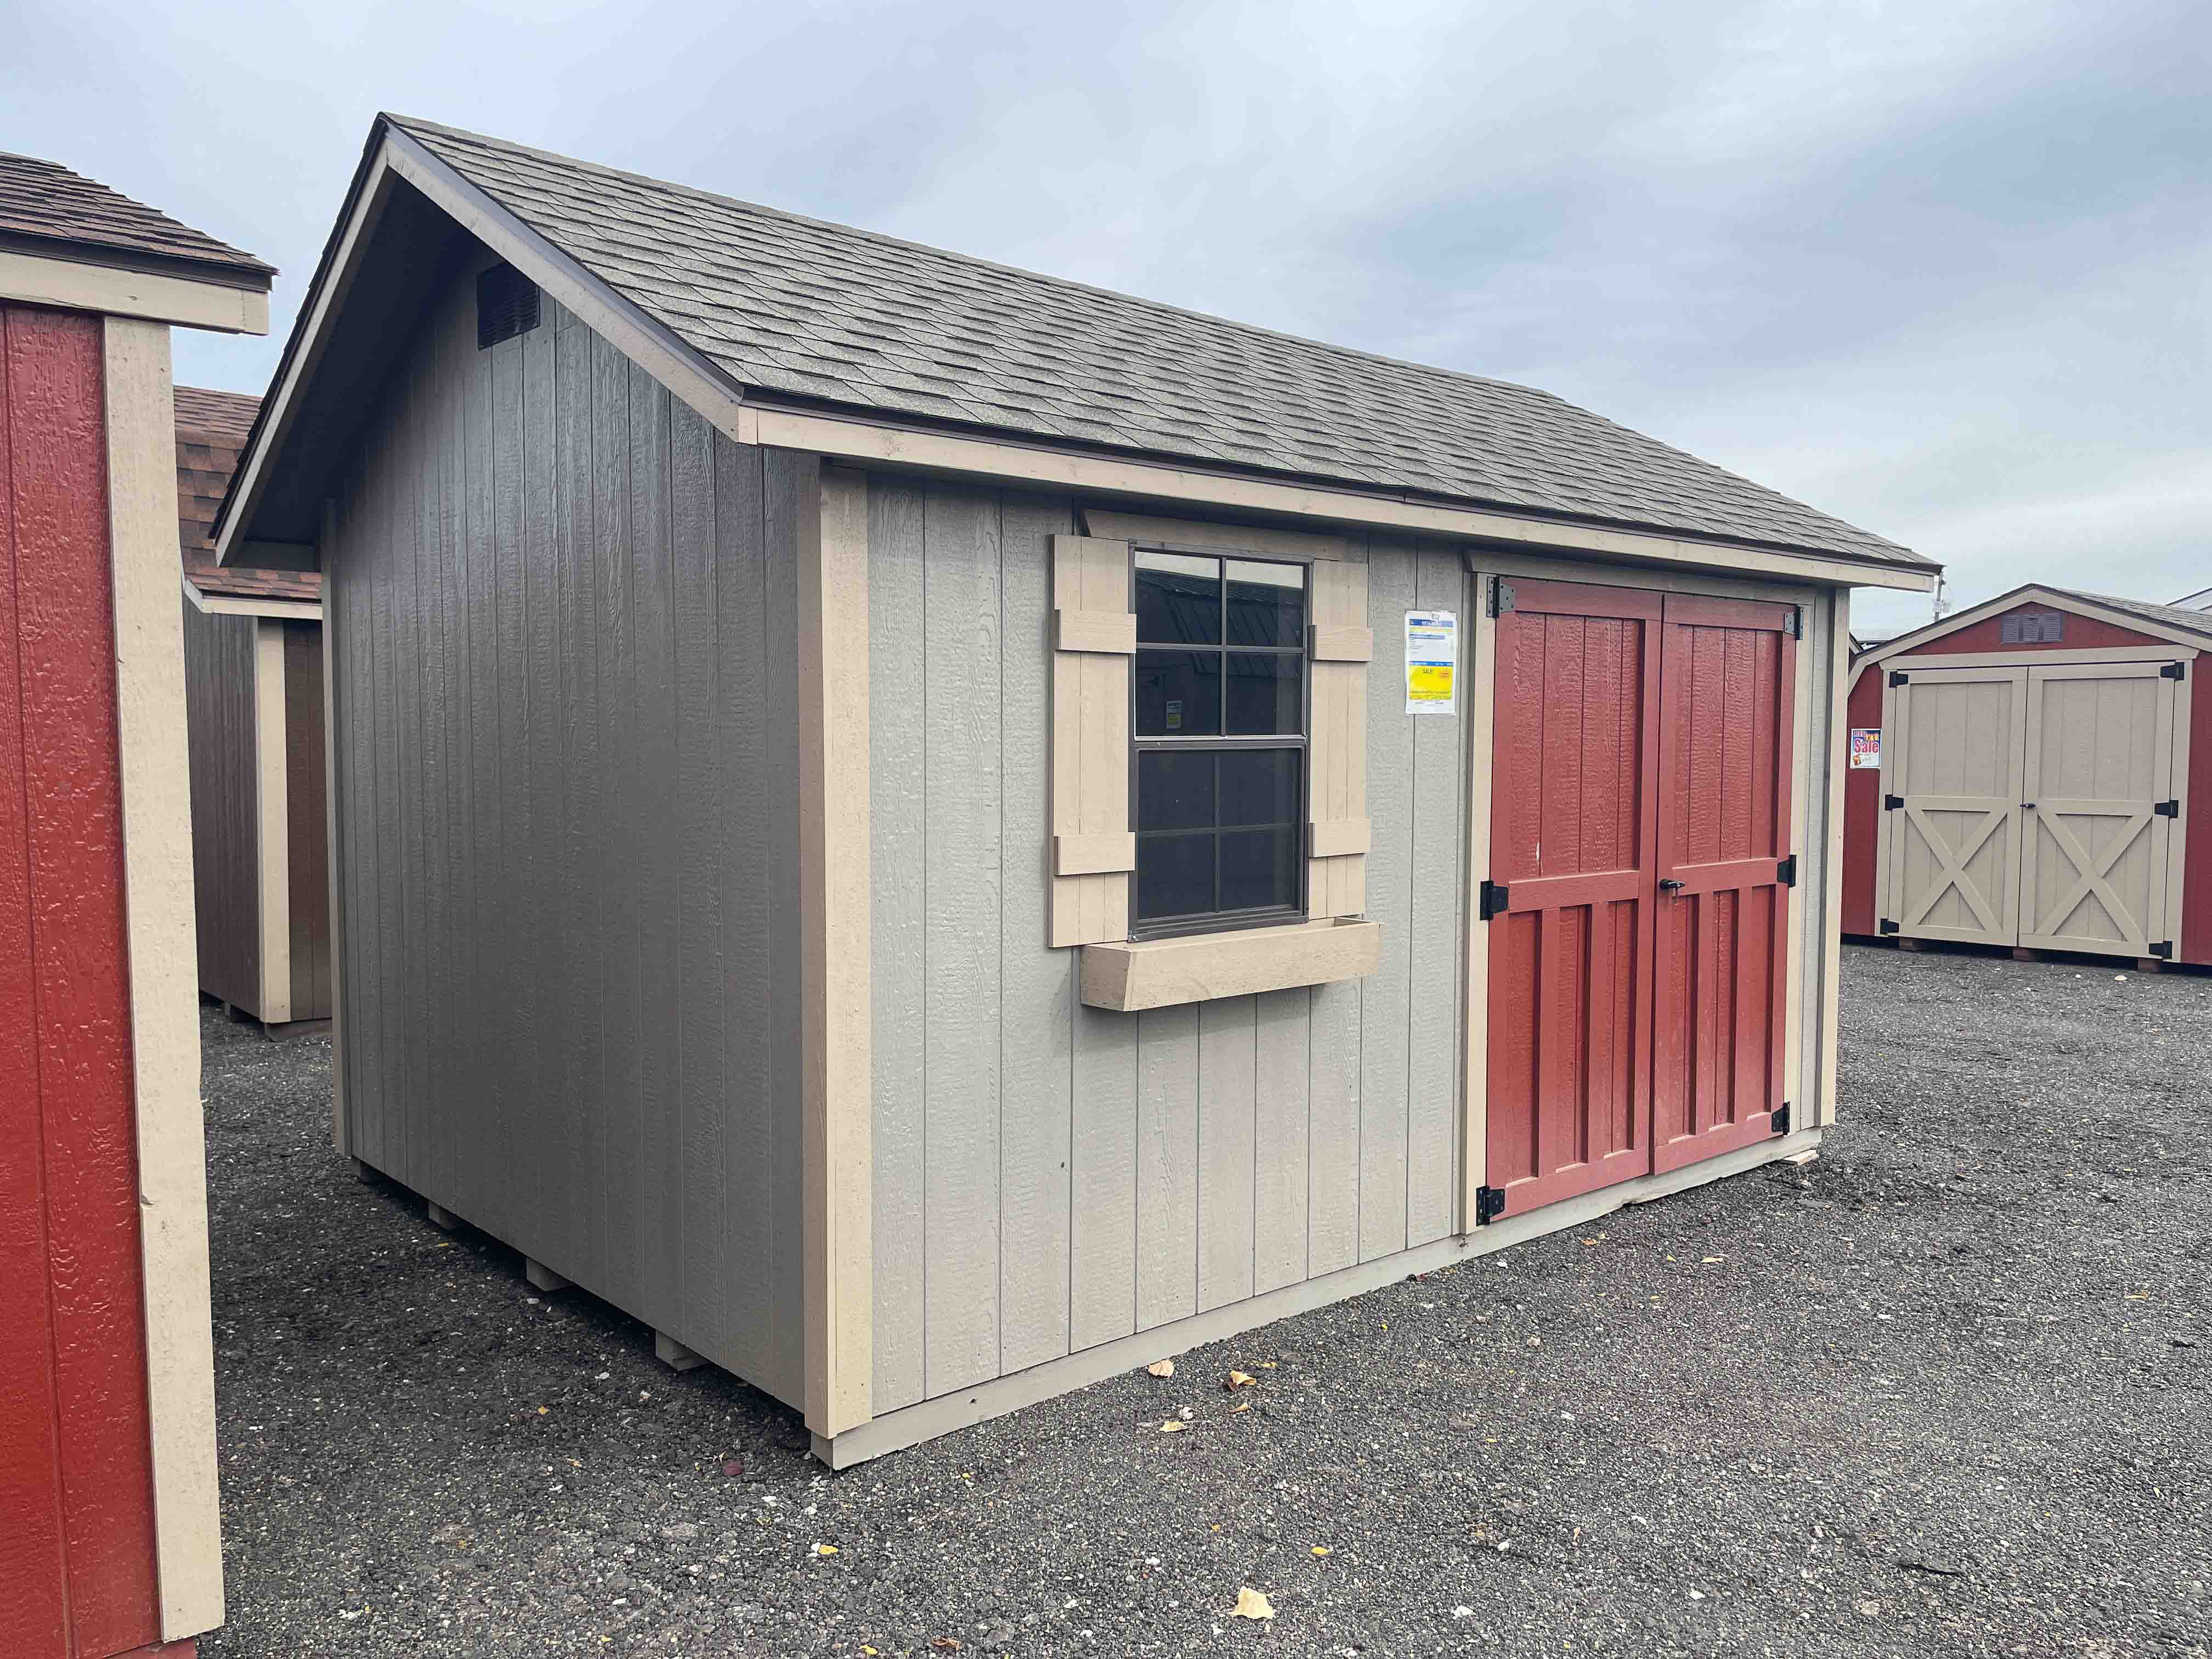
[8,0,2206,634]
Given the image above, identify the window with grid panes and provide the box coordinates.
[1131,550,1307,933]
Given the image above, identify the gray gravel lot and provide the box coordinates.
[199,944,2210,1658]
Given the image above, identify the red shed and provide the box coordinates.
[1842,584,2212,967]
[1,154,270,1658]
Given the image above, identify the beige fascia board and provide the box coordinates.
[103,319,223,1639]
[798,465,873,1437]
[252,620,293,1024]
[0,247,267,334]
[1080,918,1381,1012]
[742,404,1933,592]
[182,575,323,622]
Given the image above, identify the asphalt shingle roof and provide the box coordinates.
[0,151,273,280]
[388,116,1925,571]
[2063,588,2212,641]
[177,388,319,603]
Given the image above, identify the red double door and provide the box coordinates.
[1485,577,1797,1216]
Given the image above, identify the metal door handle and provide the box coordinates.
[2021,802,2035,810]
[1658,878,1685,893]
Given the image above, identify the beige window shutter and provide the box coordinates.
[1051,535,1134,947]
[1307,560,1370,917]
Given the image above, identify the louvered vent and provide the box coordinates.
[477,263,540,349]
[1999,610,2064,644]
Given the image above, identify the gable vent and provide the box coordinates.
[476,263,540,349]
[1999,608,2064,645]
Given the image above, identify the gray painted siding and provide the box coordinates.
[183,599,259,1013]
[328,260,808,1406]
[868,487,1470,1410]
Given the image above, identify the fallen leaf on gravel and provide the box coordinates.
[812,1543,838,1555]
[1701,1256,1724,1264]
[722,1459,744,1477]
[931,1640,964,1651]
[1228,1401,1251,1414]
[1225,1371,1256,1390]
[1311,1545,1331,1556]
[1158,1419,1188,1433]
[1146,1359,1175,1378]
[1258,1361,1276,1369]
[1232,1587,1276,1620]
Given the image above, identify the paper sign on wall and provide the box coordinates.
[1404,610,1458,715]
[1850,728,1882,769]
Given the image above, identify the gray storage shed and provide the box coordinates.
[217,115,1937,1466]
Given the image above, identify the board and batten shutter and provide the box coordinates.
[1307,559,1371,917]
[1051,534,1136,946]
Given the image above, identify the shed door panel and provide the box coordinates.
[1651,595,1796,1173]
[2019,662,2179,954]
[1485,579,1661,1213]
[1883,667,2027,945]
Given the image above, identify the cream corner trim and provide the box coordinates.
[103,319,223,1639]
[1,247,267,334]
[1080,918,1382,1011]
[252,620,293,1024]
[799,464,873,1437]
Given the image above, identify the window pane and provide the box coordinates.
[1137,832,1215,921]
[1136,649,1222,736]
[1220,826,1297,912]
[1218,748,1299,828]
[1226,559,1304,647]
[1223,651,1302,735]
[1135,551,1220,645]
[1138,750,1216,832]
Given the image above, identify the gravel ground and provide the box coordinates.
[199,944,2210,1658]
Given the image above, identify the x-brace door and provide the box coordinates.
[1882,665,2028,946]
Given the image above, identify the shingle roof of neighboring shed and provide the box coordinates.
[386,116,1927,572]
[0,151,273,283]
[2063,588,2212,641]
[177,388,319,603]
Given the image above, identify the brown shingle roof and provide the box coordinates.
[0,151,273,283]
[177,388,318,604]
[388,115,1927,571]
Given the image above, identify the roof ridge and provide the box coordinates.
[382,113,1575,406]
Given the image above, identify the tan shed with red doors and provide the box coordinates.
[217,115,1938,1467]
[1842,584,2212,966]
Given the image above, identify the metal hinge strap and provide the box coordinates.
[2150,941,2174,960]
[2154,799,2180,817]
[1884,794,1905,811]
[1771,1102,1792,1137]
[1489,578,1516,617]
[1776,853,1798,888]
[1889,670,1909,687]
[1475,1186,1507,1226]
[1479,879,1510,921]
[2161,662,2186,680]
[1879,918,1900,935]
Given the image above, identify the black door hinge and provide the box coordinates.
[1771,1102,1792,1137]
[1479,879,1510,921]
[1889,670,1909,687]
[1879,918,1900,935]
[1776,853,1798,887]
[1884,794,1905,811]
[1782,607,1801,639]
[2161,662,2186,680]
[2155,799,2180,817]
[2149,941,2174,960]
[1475,1186,1507,1226]
[1489,578,1516,617]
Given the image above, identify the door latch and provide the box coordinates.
[1658,878,1685,893]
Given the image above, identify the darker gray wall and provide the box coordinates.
[183,596,260,1014]
[866,476,1469,1413]
[327,252,809,1406]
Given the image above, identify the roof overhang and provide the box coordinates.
[182,574,321,622]
[218,116,1936,594]
[1849,583,2212,690]
[0,244,268,334]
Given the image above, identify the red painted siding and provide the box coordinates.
[1840,668,1884,935]
[0,303,163,1659]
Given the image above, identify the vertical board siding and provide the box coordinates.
[870,493,1467,1400]
[329,266,805,1406]
[182,601,261,1012]
[284,620,332,1020]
